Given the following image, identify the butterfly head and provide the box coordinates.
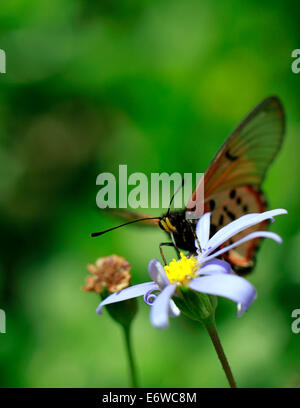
[159,215,177,234]
[159,211,197,253]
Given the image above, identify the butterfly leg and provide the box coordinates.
[170,232,181,257]
[186,220,201,252]
[159,242,178,265]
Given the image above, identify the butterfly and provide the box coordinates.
[92,96,285,275]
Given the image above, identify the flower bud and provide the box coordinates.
[83,255,138,328]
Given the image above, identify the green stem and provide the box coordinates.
[204,317,237,388]
[123,325,138,388]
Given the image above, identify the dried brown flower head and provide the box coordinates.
[83,255,131,294]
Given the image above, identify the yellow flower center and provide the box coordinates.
[164,253,199,286]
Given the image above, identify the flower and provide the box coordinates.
[83,254,131,294]
[96,209,287,329]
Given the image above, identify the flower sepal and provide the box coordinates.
[100,288,138,329]
[174,286,217,322]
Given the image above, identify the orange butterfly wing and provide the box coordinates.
[189,96,285,274]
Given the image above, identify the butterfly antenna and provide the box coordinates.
[91,217,161,237]
[166,178,185,217]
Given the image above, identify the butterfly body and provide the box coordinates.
[159,211,197,253]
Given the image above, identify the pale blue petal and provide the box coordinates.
[169,299,181,317]
[148,258,169,289]
[200,230,282,263]
[196,212,211,251]
[203,209,287,256]
[96,281,157,314]
[144,283,160,306]
[150,284,177,329]
[197,259,231,276]
[189,275,256,316]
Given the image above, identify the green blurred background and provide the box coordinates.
[0,0,299,388]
